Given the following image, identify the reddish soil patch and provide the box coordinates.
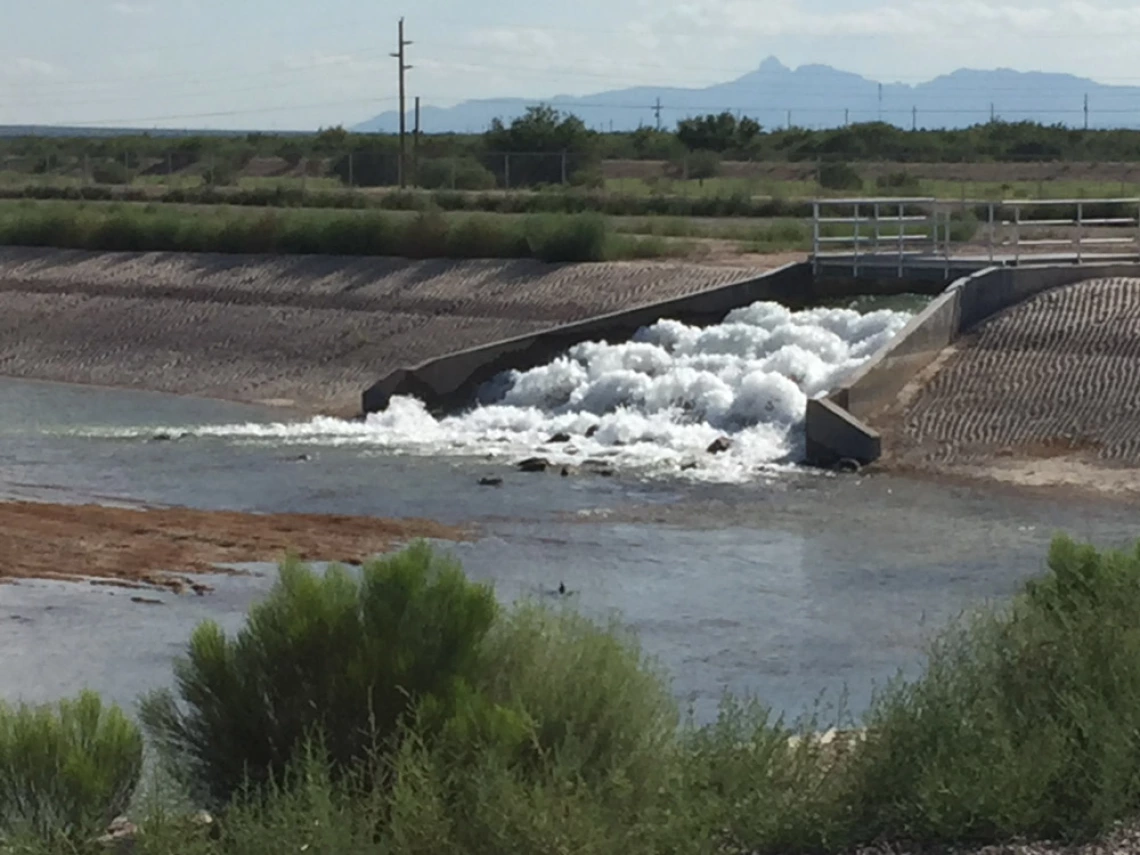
[0,501,471,589]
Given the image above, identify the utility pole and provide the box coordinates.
[844,107,849,127]
[390,17,412,188]
[1084,93,1089,130]
[912,105,917,131]
[786,109,792,129]
[990,102,995,122]
[877,83,883,121]
[413,96,421,186]
[653,97,662,131]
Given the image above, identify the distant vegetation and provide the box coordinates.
[0,201,683,263]
[9,108,1140,194]
[11,536,1140,853]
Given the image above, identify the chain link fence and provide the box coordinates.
[5,148,1140,200]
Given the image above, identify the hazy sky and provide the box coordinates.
[5,0,1140,130]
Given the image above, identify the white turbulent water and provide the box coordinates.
[95,301,914,483]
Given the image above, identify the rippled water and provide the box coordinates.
[1,371,1137,724]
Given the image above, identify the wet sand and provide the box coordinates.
[875,277,1140,497]
[0,500,471,589]
[0,248,778,416]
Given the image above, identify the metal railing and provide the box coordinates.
[811,197,950,277]
[811,196,1140,276]
[985,198,1140,264]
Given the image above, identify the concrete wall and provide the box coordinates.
[805,261,1140,466]
[363,262,815,413]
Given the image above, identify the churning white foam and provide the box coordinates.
[101,301,913,482]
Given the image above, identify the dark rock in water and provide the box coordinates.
[558,582,567,595]
[479,476,504,487]
[580,459,616,478]
[585,425,600,438]
[293,453,312,462]
[517,457,550,473]
[130,596,164,606]
[707,437,733,454]
[150,432,173,442]
[680,460,699,471]
[548,432,572,444]
[561,466,570,477]
[834,458,862,474]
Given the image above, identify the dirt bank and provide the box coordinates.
[0,248,775,415]
[0,500,471,589]
[874,277,1140,497]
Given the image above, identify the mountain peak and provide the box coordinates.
[757,56,788,73]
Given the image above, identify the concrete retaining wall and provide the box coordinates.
[363,261,814,413]
[805,261,1140,466]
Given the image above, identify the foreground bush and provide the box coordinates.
[840,534,1140,847]
[383,603,685,855]
[139,543,498,808]
[0,691,142,843]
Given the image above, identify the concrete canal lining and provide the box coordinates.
[805,261,1140,467]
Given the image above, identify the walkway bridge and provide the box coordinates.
[810,196,1140,282]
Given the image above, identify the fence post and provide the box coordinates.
[811,201,820,277]
[348,151,354,188]
[83,154,90,185]
[451,158,457,190]
[1076,201,1083,264]
[561,150,567,185]
[897,201,905,278]
[504,153,510,189]
[853,202,861,279]
[988,202,995,264]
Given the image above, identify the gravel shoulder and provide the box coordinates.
[0,248,786,416]
[873,277,1140,498]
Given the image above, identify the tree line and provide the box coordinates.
[4,105,1140,189]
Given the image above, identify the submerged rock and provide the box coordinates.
[479,476,504,487]
[547,432,572,444]
[833,458,862,474]
[707,437,733,454]
[585,425,600,438]
[516,457,550,473]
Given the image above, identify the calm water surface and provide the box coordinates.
[1,377,1135,723]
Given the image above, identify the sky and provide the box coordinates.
[5,0,1140,131]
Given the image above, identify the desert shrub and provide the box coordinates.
[416,157,497,191]
[525,212,607,262]
[90,160,131,185]
[818,161,863,192]
[875,170,922,193]
[841,535,1140,847]
[676,698,854,854]
[139,543,498,808]
[0,691,143,844]
[384,603,684,855]
[687,149,723,181]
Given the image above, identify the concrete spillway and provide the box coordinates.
[880,277,1140,470]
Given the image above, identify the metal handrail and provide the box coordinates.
[811,198,946,278]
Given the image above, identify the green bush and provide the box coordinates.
[384,603,684,855]
[525,212,607,262]
[139,543,498,808]
[0,202,679,262]
[818,162,864,192]
[840,535,1140,847]
[0,691,143,843]
[416,157,497,191]
[687,149,723,181]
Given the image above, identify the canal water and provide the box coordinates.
[1,297,1136,724]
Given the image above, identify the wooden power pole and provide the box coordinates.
[391,18,412,187]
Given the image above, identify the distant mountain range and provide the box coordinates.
[355,57,1140,134]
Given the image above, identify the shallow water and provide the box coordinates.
[2,376,1137,724]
